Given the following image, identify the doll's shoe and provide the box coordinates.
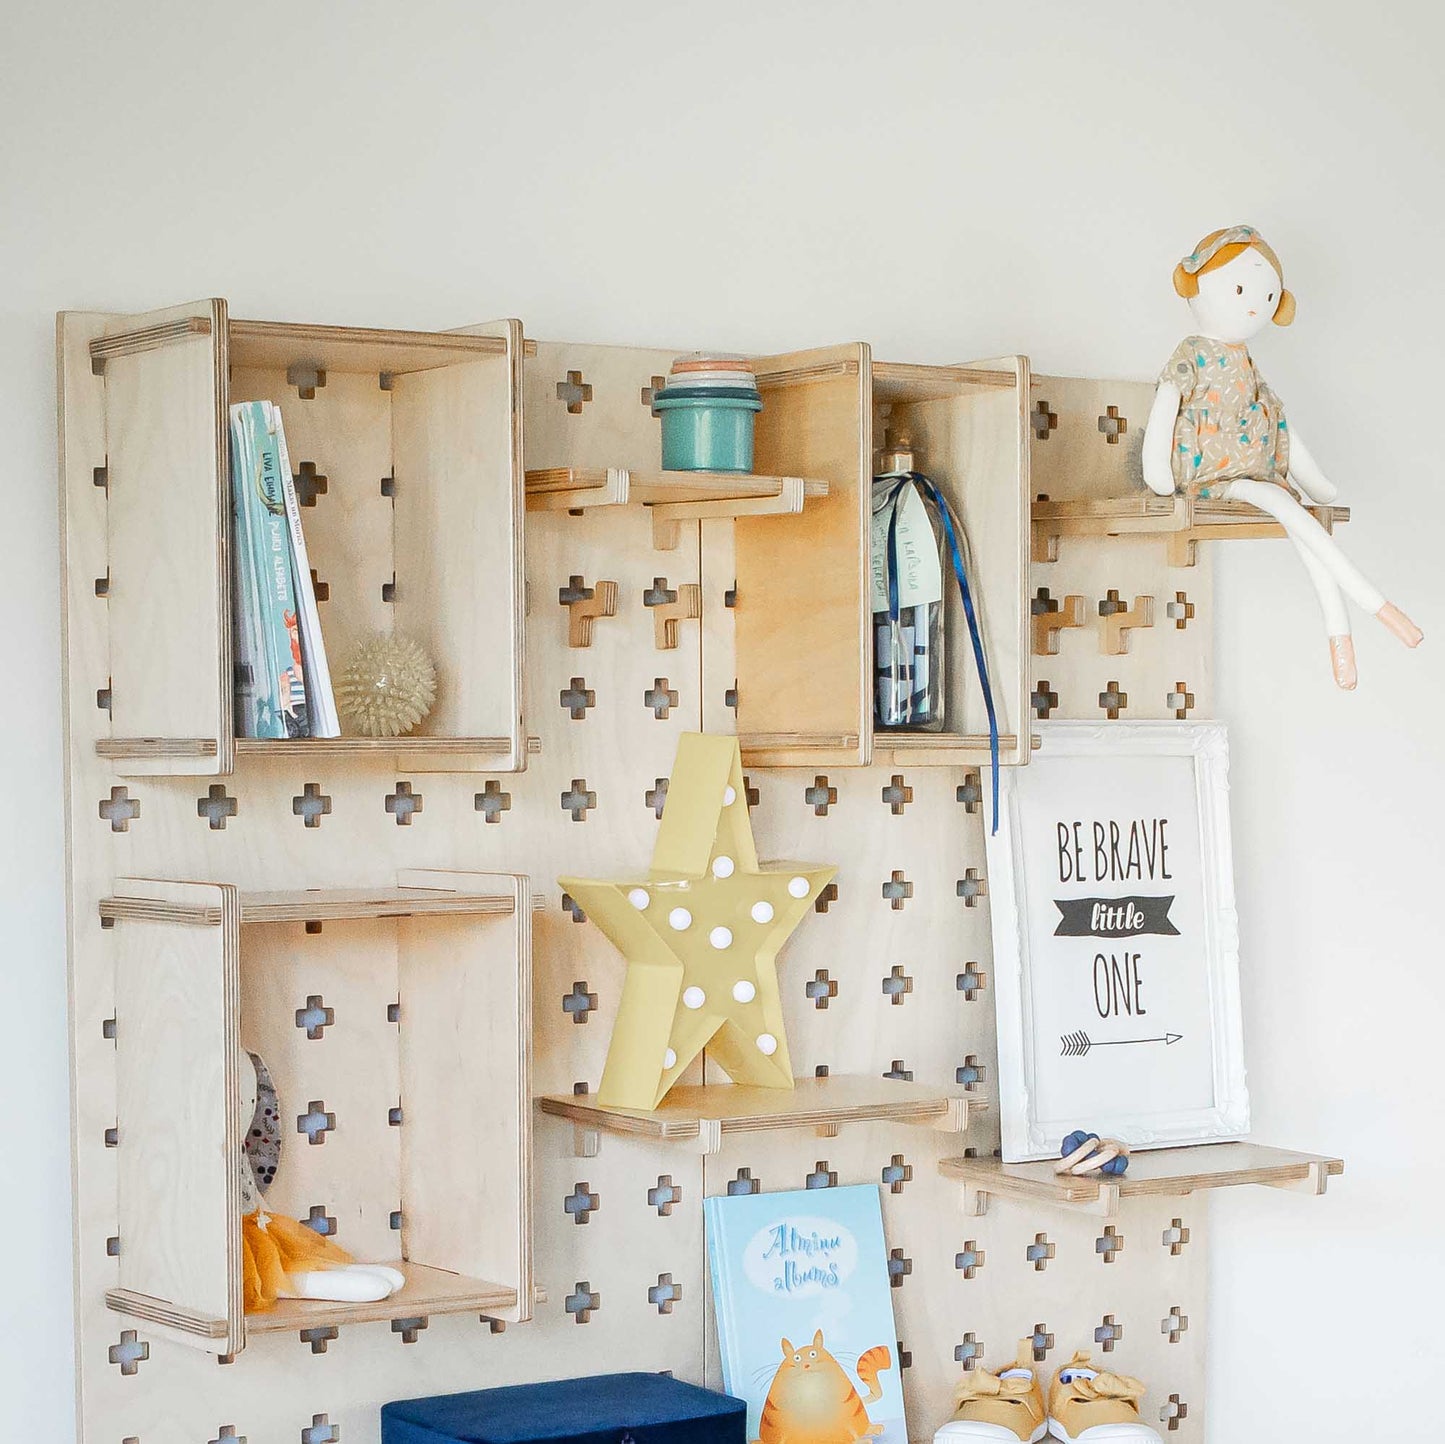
[1377,603,1423,648]
[1046,1352,1159,1442]
[1328,635,1357,690]
[937,1344,1046,1442]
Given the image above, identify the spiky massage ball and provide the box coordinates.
[335,632,437,738]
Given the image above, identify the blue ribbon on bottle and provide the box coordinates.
[879,472,1000,834]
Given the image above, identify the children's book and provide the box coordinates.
[229,403,280,738]
[705,1184,906,1444]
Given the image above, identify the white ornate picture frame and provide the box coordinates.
[986,720,1248,1162]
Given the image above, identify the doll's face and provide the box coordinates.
[1187,247,1284,343]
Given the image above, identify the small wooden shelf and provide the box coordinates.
[871,730,1035,768]
[539,1075,983,1156]
[525,467,829,550]
[1032,493,1351,568]
[940,1142,1344,1219]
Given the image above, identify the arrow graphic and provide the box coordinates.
[1060,1030,1182,1058]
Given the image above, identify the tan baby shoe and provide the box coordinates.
[935,1341,1046,1443]
[1046,1352,1160,1442]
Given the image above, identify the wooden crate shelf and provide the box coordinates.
[100,869,533,1355]
[71,301,526,779]
[539,1075,983,1156]
[1032,493,1351,568]
[940,1142,1344,1219]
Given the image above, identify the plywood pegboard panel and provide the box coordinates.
[62,326,1289,1444]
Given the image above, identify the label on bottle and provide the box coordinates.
[871,483,943,614]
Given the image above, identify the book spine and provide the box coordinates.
[253,403,310,738]
[229,403,284,738]
[272,409,339,737]
[703,1198,739,1404]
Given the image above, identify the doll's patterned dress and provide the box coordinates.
[1160,334,1292,497]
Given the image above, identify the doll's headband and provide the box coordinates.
[1179,224,1261,274]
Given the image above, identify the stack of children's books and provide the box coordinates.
[229,400,339,739]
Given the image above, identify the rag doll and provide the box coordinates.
[239,1050,404,1310]
[1142,224,1422,688]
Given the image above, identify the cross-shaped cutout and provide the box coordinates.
[1160,1395,1188,1432]
[97,683,113,715]
[882,1059,914,1081]
[1167,681,1196,719]
[209,1426,245,1444]
[806,968,837,1009]
[388,1104,403,1126]
[556,370,593,414]
[559,575,618,647]
[565,1280,600,1322]
[882,964,913,1004]
[644,677,678,718]
[475,779,511,823]
[724,684,739,713]
[887,1247,912,1287]
[560,677,596,720]
[1032,399,1059,440]
[109,1329,148,1375]
[297,1101,335,1146]
[99,786,139,832]
[643,577,701,649]
[94,570,110,597]
[309,568,329,603]
[882,870,913,910]
[388,1002,401,1023]
[1032,680,1059,718]
[286,364,327,400]
[107,1234,119,1255]
[956,868,986,906]
[1096,1225,1123,1263]
[955,1332,983,1370]
[881,774,913,814]
[742,776,760,809]
[805,775,837,816]
[1167,590,1196,629]
[1026,1232,1055,1271]
[1098,681,1128,719]
[292,782,331,828]
[805,1160,838,1190]
[955,1242,985,1280]
[197,784,238,830]
[727,1167,760,1196]
[1094,1313,1123,1353]
[881,1153,912,1194]
[1098,590,1155,654]
[896,1341,912,1371]
[815,1065,830,1078]
[814,881,839,914]
[956,771,983,812]
[385,780,422,824]
[302,1204,336,1237]
[1162,1305,1189,1343]
[648,1174,680,1215]
[640,777,668,820]
[295,995,333,1040]
[1097,404,1127,444]
[956,1055,985,1089]
[564,1182,599,1224]
[649,1272,682,1314]
[300,1325,338,1354]
[105,1125,118,1147]
[561,779,596,821]
[641,374,668,408]
[391,1209,404,1230]
[302,1413,340,1444]
[391,1315,428,1343]
[382,573,396,603]
[563,981,597,1023]
[1032,586,1087,656]
[1163,1218,1191,1255]
[561,892,587,923]
[1029,1324,1054,1362]
[292,462,328,507]
[956,963,986,1000]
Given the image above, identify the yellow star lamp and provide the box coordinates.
[560,732,836,1110]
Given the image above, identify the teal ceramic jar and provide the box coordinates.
[653,386,763,473]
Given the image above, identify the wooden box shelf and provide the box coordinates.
[539,1074,983,1156]
[100,869,533,1355]
[940,1142,1344,1219]
[64,300,526,778]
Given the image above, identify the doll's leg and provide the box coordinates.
[1224,480,1422,645]
[1293,541,1357,688]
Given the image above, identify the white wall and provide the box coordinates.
[4,4,1440,1439]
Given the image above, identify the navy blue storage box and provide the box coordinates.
[381,1371,748,1444]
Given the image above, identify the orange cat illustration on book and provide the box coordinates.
[756,1330,892,1444]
